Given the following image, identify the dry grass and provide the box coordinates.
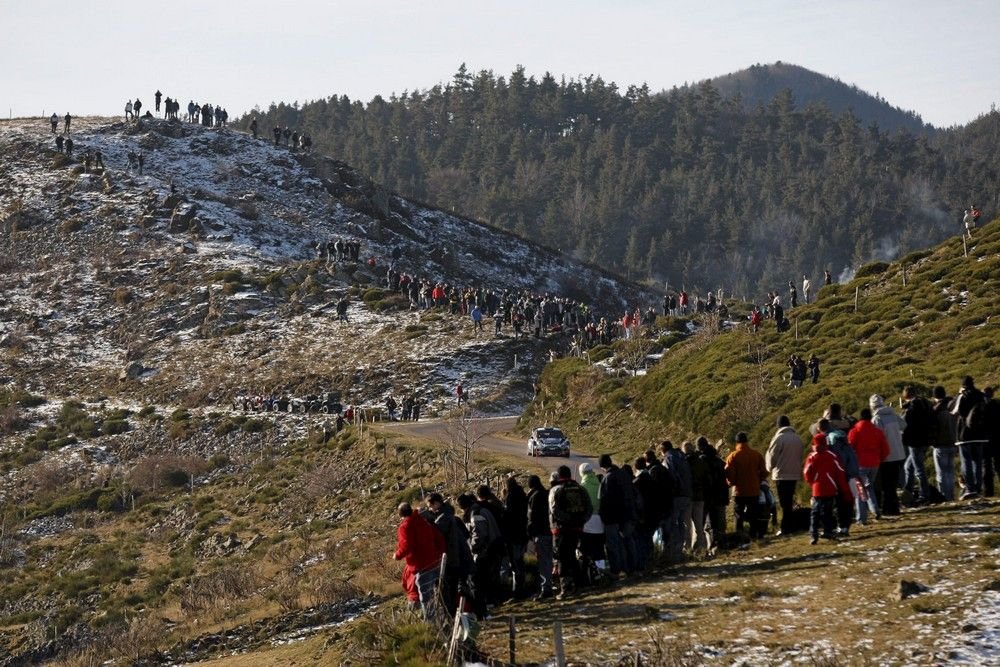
[468,499,1000,665]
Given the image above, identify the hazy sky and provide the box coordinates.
[1,0,996,127]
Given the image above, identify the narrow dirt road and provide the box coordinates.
[379,415,595,475]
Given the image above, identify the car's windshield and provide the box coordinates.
[536,429,564,439]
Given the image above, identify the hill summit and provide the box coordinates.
[705,61,934,133]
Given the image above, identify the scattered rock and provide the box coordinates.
[898,579,931,600]
[177,242,197,254]
[169,202,199,232]
[119,361,146,381]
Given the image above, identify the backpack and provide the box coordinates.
[559,483,592,526]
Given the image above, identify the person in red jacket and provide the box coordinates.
[847,407,890,524]
[804,433,850,544]
[393,502,446,620]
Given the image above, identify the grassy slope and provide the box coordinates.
[524,218,1000,459]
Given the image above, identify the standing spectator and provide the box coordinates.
[820,418,860,536]
[901,386,934,505]
[502,477,529,599]
[421,493,471,618]
[455,381,465,406]
[698,438,729,552]
[133,98,142,118]
[525,475,553,600]
[631,457,658,570]
[578,463,606,582]
[788,280,798,308]
[765,415,803,536]
[660,440,692,560]
[125,100,133,121]
[952,376,989,499]
[848,407,889,523]
[471,305,484,333]
[456,493,501,619]
[808,355,820,384]
[548,465,592,599]
[983,387,1000,497]
[684,441,709,552]
[824,269,832,286]
[250,117,258,139]
[64,137,73,157]
[392,503,445,621]
[931,386,959,500]
[803,434,850,544]
[154,90,162,113]
[598,454,638,577]
[724,432,767,542]
[870,394,906,515]
[55,134,64,153]
[643,450,674,557]
[802,275,811,304]
[64,112,71,133]
[49,113,58,133]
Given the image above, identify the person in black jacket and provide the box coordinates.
[952,376,989,499]
[526,475,553,600]
[983,387,999,497]
[901,386,933,504]
[632,458,658,571]
[598,454,638,577]
[698,437,730,552]
[502,477,529,599]
[643,449,674,559]
[422,493,472,617]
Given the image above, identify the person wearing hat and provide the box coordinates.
[578,462,606,582]
[724,432,767,542]
[870,394,906,515]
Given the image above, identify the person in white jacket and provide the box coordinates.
[765,415,804,535]
[870,394,906,516]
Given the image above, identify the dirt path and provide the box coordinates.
[379,415,596,475]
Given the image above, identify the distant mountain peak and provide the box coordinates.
[704,62,933,133]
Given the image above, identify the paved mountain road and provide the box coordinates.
[378,415,595,475]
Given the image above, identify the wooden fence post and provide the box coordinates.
[509,616,516,664]
[854,286,859,313]
[963,235,969,257]
[554,621,566,667]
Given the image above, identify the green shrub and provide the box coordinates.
[102,420,130,435]
[170,408,191,422]
[240,418,270,433]
[211,269,244,283]
[0,388,46,408]
[362,288,385,304]
[854,262,890,279]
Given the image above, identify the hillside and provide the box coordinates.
[245,66,998,295]
[0,116,657,664]
[525,217,999,464]
[705,62,933,134]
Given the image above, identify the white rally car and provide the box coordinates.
[527,427,571,457]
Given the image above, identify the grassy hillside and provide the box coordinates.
[525,218,1000,457]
